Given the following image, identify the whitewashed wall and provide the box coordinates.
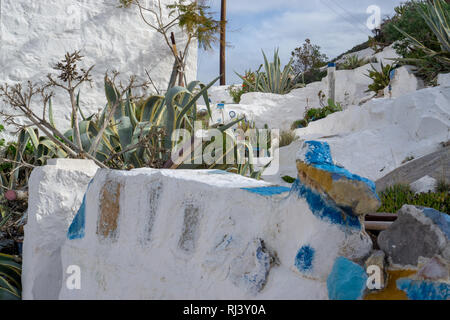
[0,0,197,139]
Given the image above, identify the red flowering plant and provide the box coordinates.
[242,70,256,92]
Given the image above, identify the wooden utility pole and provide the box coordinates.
[220,0,226,85]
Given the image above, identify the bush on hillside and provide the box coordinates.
[379,0,450,84]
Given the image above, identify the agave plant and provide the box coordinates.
[56,75,265,177]
[393,0,450,67]
[0,126,66,193]
[338,55,370,70]
[0,253,21,300]
[236,49,303,94]
[1,50,268,178]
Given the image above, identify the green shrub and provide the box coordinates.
[291,119,308,130]
[298,68,328,85]
[382,1,434,47]
[378,184,449,214]
[365,63,395,94]
[291,39,328,74]
[298,93,343,127]
[282,176,296,184]
[381,0,450,84]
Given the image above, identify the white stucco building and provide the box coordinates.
[0,0,198,138]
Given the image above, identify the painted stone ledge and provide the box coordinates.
[22,159,99,300]
[25,141,377,299]
[58,167,372,299]
[296,141,381,216]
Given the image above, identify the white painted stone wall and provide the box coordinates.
[22,159,98,300]
[263,85,450,186]
[56,168,371,299]
[289,86,450,182]
[22,163,373,299]
[0,0,197,140]
[384,66,424,98]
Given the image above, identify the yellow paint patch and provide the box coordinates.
[364,269,416,300]
[97,180,121,241]
[296,161,380,215]
[296,161,333,193]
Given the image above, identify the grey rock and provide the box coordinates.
[378,205,449,266]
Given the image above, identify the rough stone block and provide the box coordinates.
[378,205,449,267]
[55,168,372,299]
[296,140,381,216]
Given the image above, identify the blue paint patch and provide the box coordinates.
[421,207,450,239]
[295,245,315,273]
[67,193,86,240]
[67,179,94,240]
[304,141,333,166]
[242,186,291,197]
[303,141,377,195]
[230,239,272,295]
[327,257,368,300]
[397,278,450,300]
[244,243,272,292]
[291,179,361,229]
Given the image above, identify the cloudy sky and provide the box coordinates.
[197,0,404,84]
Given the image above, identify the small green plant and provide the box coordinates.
[291,119,308,130]
[338,55,369,70]
[279,130,297,148]
[0,253,21,300]
[291,38,328,74]
[378,184,449,214]
[282,176,296,184]
[298,92,343,127]
[365,62,394,94]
